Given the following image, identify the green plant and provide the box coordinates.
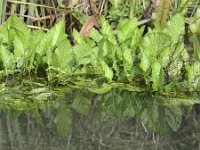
[0,14,199,92]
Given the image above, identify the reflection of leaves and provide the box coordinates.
[139,99,183,135]
[72,92,91,116]
[140,101,159,132]
[165,107,182,131]
[55,105,72,138]
[31,109,44,127]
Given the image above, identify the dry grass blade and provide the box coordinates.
[20,0,26,20]
[151,0,172,28]
[0,0,3,24]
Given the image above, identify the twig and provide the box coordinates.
[27,25,48,31]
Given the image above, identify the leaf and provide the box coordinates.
[192,34,200,60]
[164,13,184,44]
[89,28,103,42]
[88,83,112,94]
[98,39,113,57]
[73,29,85,44]
[25,30,45,68]
[159,47,170,67]
[100,16,116,44]
[130,26,145,49]
[0,44,14,71]
[98,57,113,81]
[123,47,134,81]
[73,43,92,66]
[117,18,138,43]
[171,42,184,61]
[140,31,161,66]
[11,15,30,34]
[55,105,72,138]
[36,19,66,56]
[151,61,164,91]
[140,52,150,72]
[72,92,91,116]
[52,39,73,70]
[152,0,172,28]
[168,59,183,79]
[189,7,200,33]
[80,16,99,36]
[13,36,25,68]
[186,64,195,84]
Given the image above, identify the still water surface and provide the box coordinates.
[0,80,200,150]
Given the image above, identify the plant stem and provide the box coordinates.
[129,0,135,19]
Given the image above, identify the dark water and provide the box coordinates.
[0,82,200,150]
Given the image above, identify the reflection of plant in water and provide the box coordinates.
[0,88,200,149]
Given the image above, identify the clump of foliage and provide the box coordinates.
[0,14,199,92]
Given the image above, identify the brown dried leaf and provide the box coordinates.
[80,16,99,36]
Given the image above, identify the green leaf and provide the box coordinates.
[159,47,170,67]
[100,16,116,44]
[52,39,73,70]
[73,29,85,44]
[164,14,184,44]
[0,44,14,71]
[72,92,91,116]
[26,30,45,69]
[192,34,200,60]
[73,43,92,66]
[36,19,66,56]
[151,61,164,91]
[189,7,200,33]
[186,64,195,83]
[13,36,25,68]
[89,28,103,42]
[117,18,138,43]
[55,105,72,138]
[171,42,184,61]
[130,26,145,49]
[123,47,134,80]
[98,57,113,81]
[140,52,150,72]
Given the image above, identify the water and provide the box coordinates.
[0,79,200,150]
